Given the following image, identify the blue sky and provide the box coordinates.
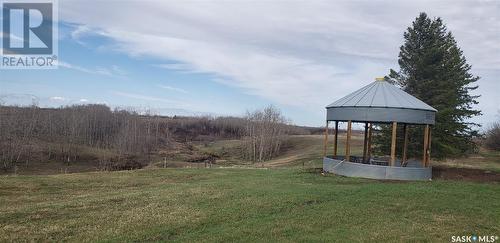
[1,1,499,127]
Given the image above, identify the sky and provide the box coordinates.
[1,0,499,127]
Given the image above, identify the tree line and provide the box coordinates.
[0,104,164,171]
[0,104,306,172]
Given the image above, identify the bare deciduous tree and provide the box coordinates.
[485,121,500,151]
[0,103,306,172]
[244,105,288,162]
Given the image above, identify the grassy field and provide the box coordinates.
[436,149,500,172]
[1,135,499,241]
[1,168,499,242]
[197,135,500,172]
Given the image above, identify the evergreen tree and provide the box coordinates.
[375,13,481,159]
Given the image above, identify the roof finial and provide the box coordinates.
[375,77,385,81]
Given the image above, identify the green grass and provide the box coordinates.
[1,168,499,242]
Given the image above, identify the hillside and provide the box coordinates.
[196,135,500,173]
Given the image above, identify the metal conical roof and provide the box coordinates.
[325,80,437,125]
[327,80,437,112]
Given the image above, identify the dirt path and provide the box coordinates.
[265,155,303,167]
[433,166,500,183]
[263,136,324,167]
[264,134,365,168]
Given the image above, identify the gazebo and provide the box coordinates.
[322,78,437,180]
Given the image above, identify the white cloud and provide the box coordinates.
[68,24,94,46]
[158,85,189,94]
[70,25,92,40]
[154,63,202,73]
[59,61,125,77]
[49,96,66,101]
[79,98,89,103]
[59,0,500,124]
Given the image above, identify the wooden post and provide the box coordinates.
[345,120,352,162]
[426,127,432,167]
[402,124,408,166]
[367,123,372,162]
[362,122,368,162]
[390,121,397,166]
[323,121,329,157]
[333,121,339,157]
[423,125,429,167]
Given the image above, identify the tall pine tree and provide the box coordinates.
[375,13,481,159]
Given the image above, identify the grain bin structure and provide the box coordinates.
[323,78,437,180]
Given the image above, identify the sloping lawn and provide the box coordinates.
[1,168,499,242]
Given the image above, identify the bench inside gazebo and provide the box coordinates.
[322,78,437,181]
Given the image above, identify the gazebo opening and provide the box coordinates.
[322,78,437,181]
